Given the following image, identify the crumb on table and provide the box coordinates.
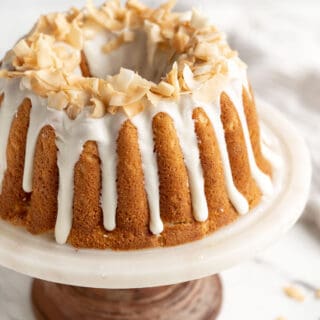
[283,286,305,302]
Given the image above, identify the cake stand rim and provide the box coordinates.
[0,98,312,288]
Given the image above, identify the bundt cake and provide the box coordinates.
[0,0,273,250]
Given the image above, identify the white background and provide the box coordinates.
[0,1,320,319]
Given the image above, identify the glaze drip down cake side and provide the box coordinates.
[0,0,273,250]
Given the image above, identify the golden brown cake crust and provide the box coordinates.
[27,125,58,234]
[0,98,31,225]
[0,88,272,250]
[153,112,193,224]
[193,108,238,232]
[68,141,103,247]
[243,88,272,176]
[220,92,261,207]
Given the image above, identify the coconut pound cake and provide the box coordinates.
[0,0,273,249]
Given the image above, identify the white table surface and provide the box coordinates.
[0,1,319,319]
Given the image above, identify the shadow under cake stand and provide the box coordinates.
[0,100,312,319]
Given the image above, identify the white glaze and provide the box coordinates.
[200,97,249,214]
[0,17,275,244]
[131,106,164,234]
[0,78,122,243]
[154,97,208,222]
[54,111,111,244]
[0,98,310,289]
[225,81,273,195]
[171,96,208,222]
[0,69,274,243]
[23,96,49,193]
[98,113,125,232]
[260,123,283,169]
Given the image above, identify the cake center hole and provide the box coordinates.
[83,29,176,83]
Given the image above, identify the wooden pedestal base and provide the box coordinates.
[32,275,222,320]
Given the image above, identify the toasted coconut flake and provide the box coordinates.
[48,91,69,110]
[193,73,229,104]
[144,20,162,43]
[283,286,305,302]
[87,0,123,30]
[98,80,114,102]
[173,30,190,53]
[110,68,135,91]
[166,62,180,96]
[193,63,212,76]
[160,0,176,13]
[102,35,125,53]
[190,9,210,29]
[126,0,147,12]
[0,0,245,119]
[151,81,175,97]
[67,21,84,49]
[123,100,145,118]
[182,64,197,90]
[194,42,219,61]
[36,36,55,69]
[106,104,119,114]
[82,19,104,40]
[110,85,149,106]
[90,97,106,118]
[66,104,82,119]
[123,30,135,42]
[13,39,32,57]
[86,77,100,92]
[109,91,126,106]
[54,13,71,39]
[29,77,52,96]
[66,89,90,108]
[35,69,68,90]
[151,8,165,22]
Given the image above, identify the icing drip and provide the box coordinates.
[23,97,49,192]
[131,107,164,235]
[161,97,208,222]
[132,98,210,234]
[1,77,121,243]
[55,138,81,244]
[98,114,125,231]
[225,81,273,196]
[260,124,283,169]
[53,112,110,244]
[0,75,273,243]
[200,99,249,215]
[0,79,28,190]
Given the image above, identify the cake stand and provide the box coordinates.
[0,99,312,319]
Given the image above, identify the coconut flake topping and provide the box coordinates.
[0,0,246,119]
